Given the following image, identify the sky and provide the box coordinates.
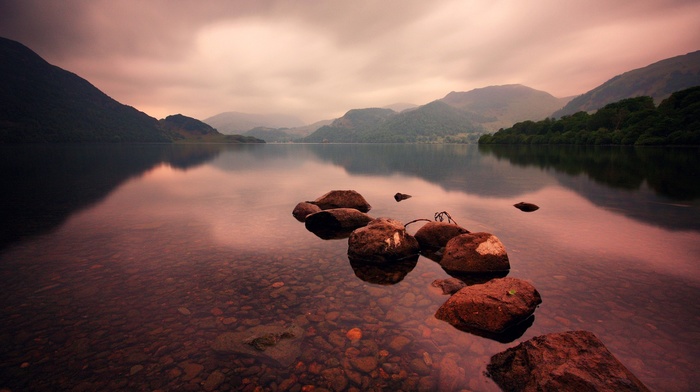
[1,0,699,124]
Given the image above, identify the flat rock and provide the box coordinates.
[348,217,420,263]
[435,277,541,334]
[440,232,510,274]
[487,330,650,392]
[311,190,372,212]
[415,221,470,251]
[211,324,303,367]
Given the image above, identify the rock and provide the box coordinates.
[346,328,362,341]
[321,367,348,391]
[292,202,322,221]
[305,208,374,239]
[435,277,541,335]
[487,330,651,392]
[414,221,470,251]
[440,232,510,274]
[203,371,226,391]
[394,192,412,202]
[348,218,420,263]
[438,354,465,392]
[514,201,539,212]
[211,324,303,367]
[388,335,411,351]
[311,190,372,212]
[431,278,467,295]
[350,356,378,373]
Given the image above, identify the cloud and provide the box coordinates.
[1,0,699,122]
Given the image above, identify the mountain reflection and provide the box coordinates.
[0,144,225,250]
[307,144,700,232]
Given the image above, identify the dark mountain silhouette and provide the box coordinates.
[203,111,305,134]
[158,114,264,143]
[440,84,573,131]
[553,50,700,118]
[0,37,174,142]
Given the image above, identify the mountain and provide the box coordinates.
[0,37,174,143]
[160,114,264,143]
[203,111,305,134]
[383,102,419,112]
[553,50,700,118]
[440,84,572,131]
[302,101,484,143]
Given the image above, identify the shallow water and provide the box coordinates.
[1,144,698,391]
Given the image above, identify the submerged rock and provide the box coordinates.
[348,217,420,263]
[440,232,510,274]
[311,190,372,212]
[305,208,373,239]
[514,201,539,212]
[211,324,303,367]
[292,202,322,222]
[487,330,650,392]
[415,221,470,251]
[431,278,467,295]
[435,277,541,335]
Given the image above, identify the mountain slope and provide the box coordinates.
[160,114,265,143]
[440,84,572,131]
[203,111,305,134]
[0,37,173,143]
[553,50,700,118]
[302,102,484,143]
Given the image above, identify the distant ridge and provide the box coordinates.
[553,50,700,118]
[0,37,173,142]
[203,111,305,134]
[302,101,484,143]
[440,84,572,131]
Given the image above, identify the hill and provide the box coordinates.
[553,50,700,118]
[301,102,484,143]
[160,114,264,144]
[479,86,700,146]
[440,84,572,131]
[203,111,305,134]
[0,37,174,143]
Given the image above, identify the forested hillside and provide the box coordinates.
[479,86,700,146]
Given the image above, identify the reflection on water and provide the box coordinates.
[0,144,698,391]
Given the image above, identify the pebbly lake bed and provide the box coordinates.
[1,143,699,391]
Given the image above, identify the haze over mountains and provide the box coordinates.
[1,35,698,144]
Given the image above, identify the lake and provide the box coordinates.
[1,143,698,391]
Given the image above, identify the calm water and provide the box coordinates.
[1,144,699,391]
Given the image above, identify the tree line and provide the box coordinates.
[479,86,700,146]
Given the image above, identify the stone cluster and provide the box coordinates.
[293,190,650,391]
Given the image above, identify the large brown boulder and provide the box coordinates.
[487,330,650,392]
[292,202,322,222]
[311,190,372,212]
[414,221,470,250]
[348,217,420,263]
[440,232,509,274]
[305,208,373,239]
[435,277,541,334]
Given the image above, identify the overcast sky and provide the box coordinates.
[1,0,699,123]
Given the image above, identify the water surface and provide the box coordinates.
[1,144,698,391]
